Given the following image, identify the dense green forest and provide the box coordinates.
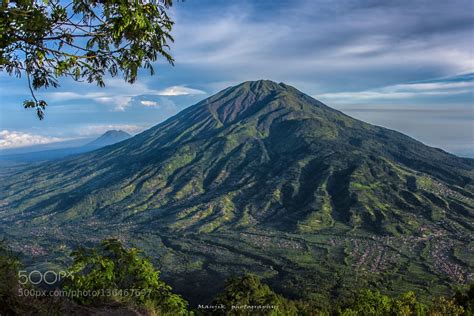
[1,239,472,315]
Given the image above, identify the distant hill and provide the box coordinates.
[0,81,472,304]
[0,130,131,164]
[83,130,132,149]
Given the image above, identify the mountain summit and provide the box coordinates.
[0,80,472,301]
[204,80,314,124]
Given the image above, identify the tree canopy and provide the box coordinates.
[63,239,188,313]
[0,0,175,119]
[213,274,298,316]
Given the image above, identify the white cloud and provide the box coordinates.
[95,95,133,111]
[317,77,474,103]
[140,100,159,107]
[47,91,107,102]
[45,79,206,111]
[331,35,391,57]
[394,81,474,91]
[137,97,178,113]
[173,13,291,66]
[155,86,206,96]
[0,130,64,149]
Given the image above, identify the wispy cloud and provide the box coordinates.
[95,96,134,112]
[0,130,65,149]
[140,100,159,107]
[155,86,206,96]
[135,96,179,114]
[171,0,473,91]
[317,73,474,103]
[45,79,206,111]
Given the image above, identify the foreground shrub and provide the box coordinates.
[0,241,24,315]
[212,274,299,315]
[340,290,393,315]
[339,289,466,316]
[428,296,464,316]
[454,283,474,315]
[63,238,189,315]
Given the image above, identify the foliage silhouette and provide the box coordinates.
[1,0,175,119]
[63,238,189,314]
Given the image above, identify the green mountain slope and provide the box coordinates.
[0,80,473,303]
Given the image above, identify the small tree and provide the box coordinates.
[340,290,392,316]
[0,241,49,315]
[428,297,464,316]
[392,291,428,316]
[454,283,474,315]
[63,239,188,314]
[1,0,175,119]
[213,274,298,316]
[0,241,22,315]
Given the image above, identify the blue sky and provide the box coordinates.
[0,0,473,156]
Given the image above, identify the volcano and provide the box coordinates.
[1,80,472,303]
